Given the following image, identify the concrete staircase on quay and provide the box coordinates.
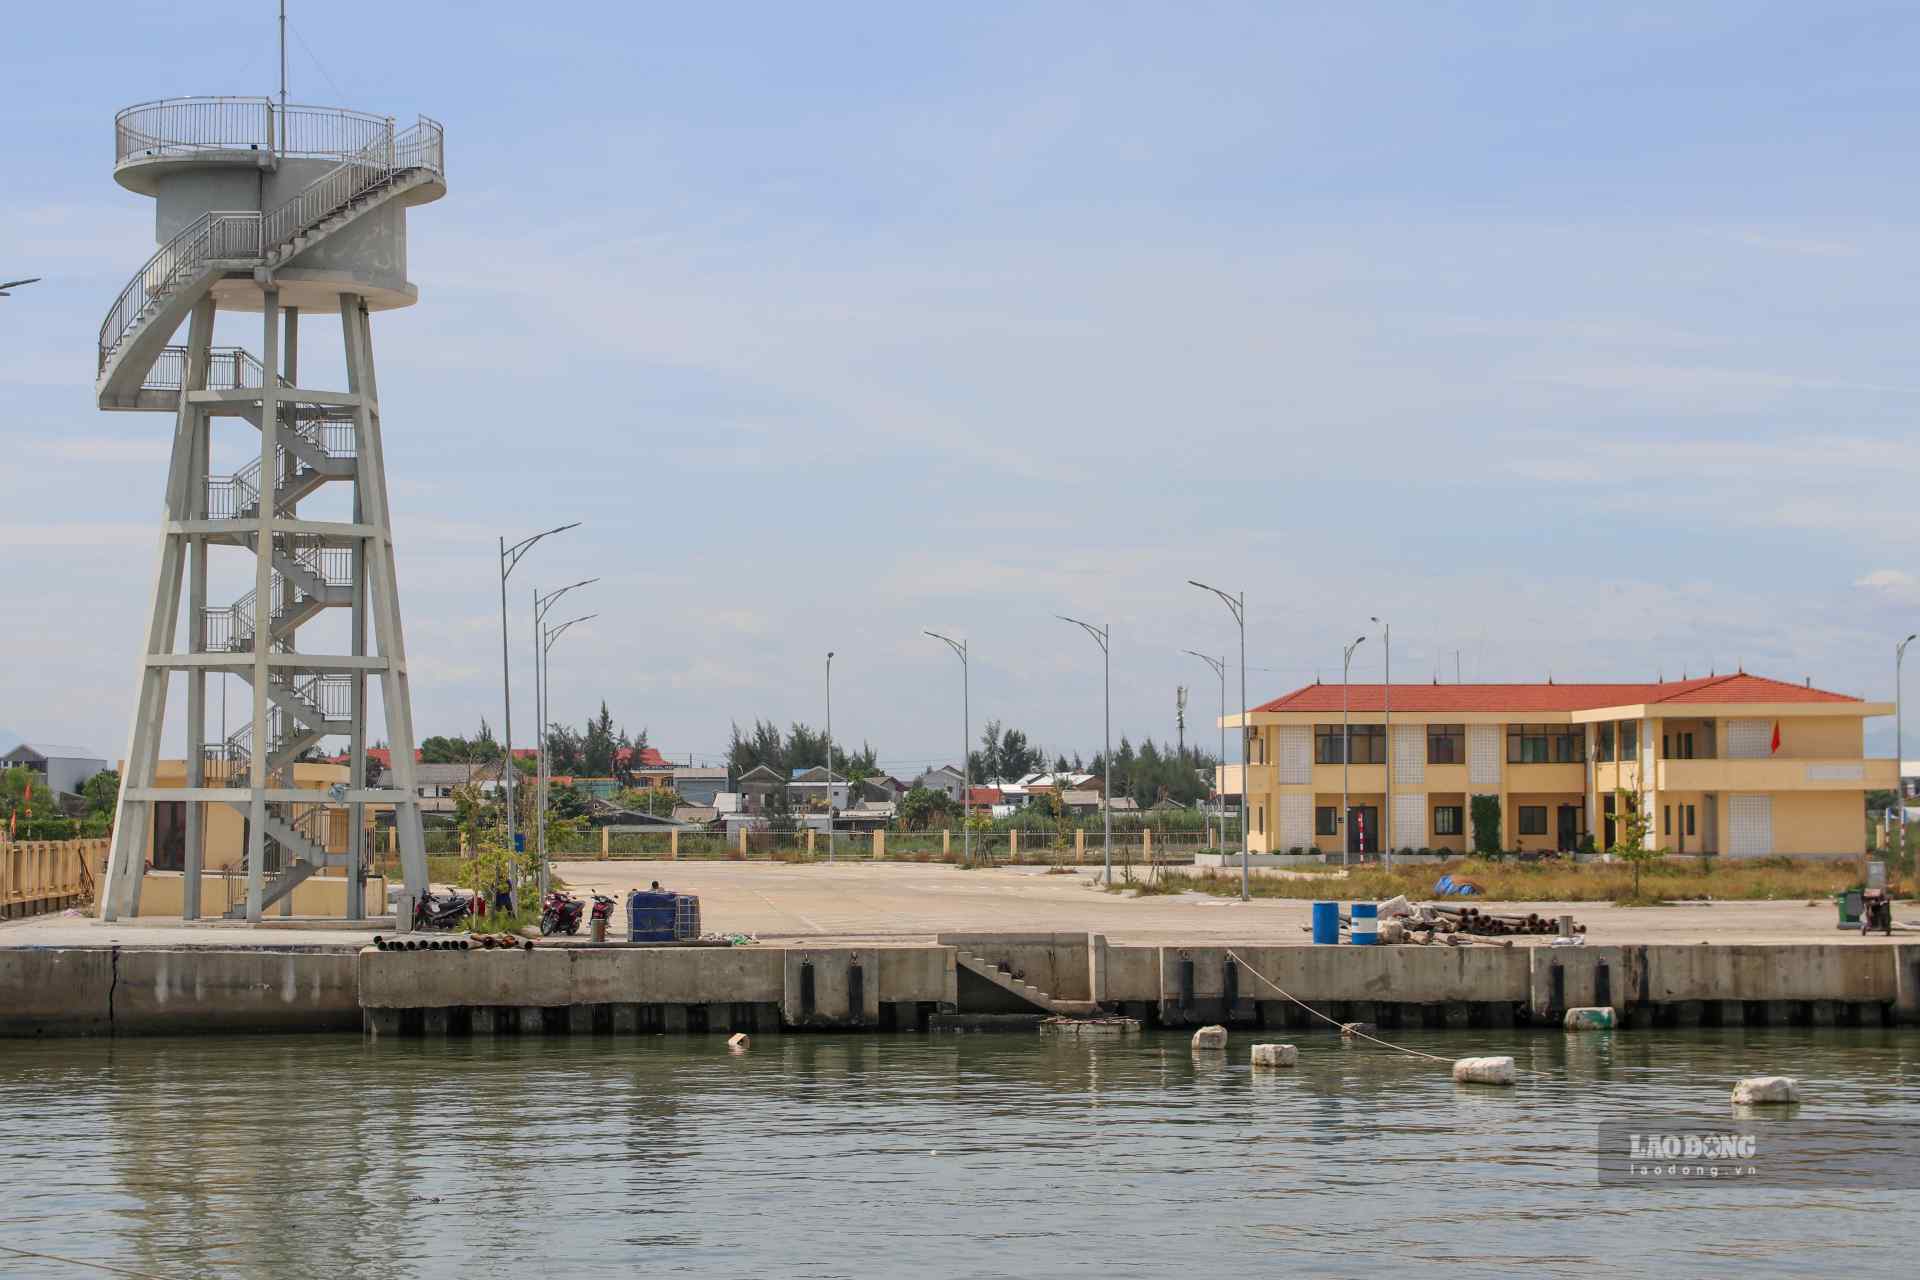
[954,950,1101,1017]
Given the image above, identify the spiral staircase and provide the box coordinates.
[97,99,442,922]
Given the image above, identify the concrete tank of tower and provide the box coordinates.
[112,98,445,316]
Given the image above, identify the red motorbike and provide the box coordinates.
[590,894,617,929]
[540,890,584,936]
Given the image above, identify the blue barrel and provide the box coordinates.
[1350,901,1379,945]
[1311,900,1340,945]
[627,891,678,942]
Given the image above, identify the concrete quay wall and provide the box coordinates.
[0,947,359,1037]
[3,939,1917,1037]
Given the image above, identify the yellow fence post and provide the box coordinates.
[942,829,951,858]
[599,826,609,860]
[806,829,816,857]
[1010,829,1019,860]
[1075,827,1085,864]
[1143,828,1153,864]
[669,829,679,860]
[738,825,748,856]
[874,829,886,860]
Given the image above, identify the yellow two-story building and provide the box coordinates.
[1221,673,1892,859]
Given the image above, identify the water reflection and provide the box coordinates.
[0,1027,1913,1277]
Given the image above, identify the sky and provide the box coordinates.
[4,1,1920,770]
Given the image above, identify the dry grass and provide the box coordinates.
[1119,856,1899,905]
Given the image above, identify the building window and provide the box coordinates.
[1433,804,1463,836]
[1517,805,1547,836]
[1314,806,1339,836]
[1314,725,1344,764]
[1686,805,1696,837]
[1427,724,1465,764]
[1348,724,1386,764]
[1663,805,1672,836]
[1316,724,1384,764]
[1596,722,1614,762]
[1619,721,1638,759]
[1506,724,1583,764]
[1256,805,1265,834]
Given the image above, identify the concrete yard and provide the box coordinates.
[4,860,1893,950]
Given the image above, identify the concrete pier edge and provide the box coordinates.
[2,936,1915,1037]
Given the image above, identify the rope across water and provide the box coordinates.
[1223,948,1556,1079]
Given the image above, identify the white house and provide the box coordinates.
[2,742,109,800]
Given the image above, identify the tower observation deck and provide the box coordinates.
[97,97,444,923]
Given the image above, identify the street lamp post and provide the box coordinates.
[1058,617,1113,885]
[533,577,597,895]
[1900,634,1917,872]
[925,632,971,866]
[826,651,836,863]
[1190,582,1249,902]
[1341,634,1366,869]
[1184,650,1227,851]
[1372,616,1391,870]
[498,522,579,881]
[537,612,596,901]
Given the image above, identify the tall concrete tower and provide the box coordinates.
[96,96,444,922]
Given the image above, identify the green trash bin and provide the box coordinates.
[1835,889,1863,926]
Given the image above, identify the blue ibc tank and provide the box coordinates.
[627,891,702,942]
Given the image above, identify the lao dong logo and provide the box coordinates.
[1629,1133,1757,1161]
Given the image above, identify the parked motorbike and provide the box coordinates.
[1861,887,1893,936]
[541,890,584,936]
[590,894,617,925]
[413,889,475,931]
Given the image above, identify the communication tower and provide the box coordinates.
[94,64,444,921]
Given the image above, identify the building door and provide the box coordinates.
[1556,804,1582,852]
[1601,794,1616,849]
[152,801,186,870]
[1347,805,1379,855]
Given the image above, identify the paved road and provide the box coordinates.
[3,861,1907,948]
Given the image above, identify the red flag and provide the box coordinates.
[1770,721,1781,754]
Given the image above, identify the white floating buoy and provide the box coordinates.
[1732,1075,1801,1105]
[1191,1025,1228,1051]
[1250,1043,1297,1067]
[727,1032,752,1052]
[1452,1055,1516,1086]
[1564,1006,1616,1031]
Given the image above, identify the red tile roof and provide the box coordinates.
[1251,673,1860,715]
[967,786,1004,805]
[615,745,669,768]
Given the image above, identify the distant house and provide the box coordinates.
[2,742,109,801]
[913,765,967,803]
[856,775,904,804]
[410,760,507,815]
[1061,789,1102,815]
[736,763,784,814]
[673,766,730,806]
[967,786,1004,809]
[671,805,720,827]
[787,765,852,813]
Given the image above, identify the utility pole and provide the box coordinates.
[1341,634,1366,869]
[1184,651,1227,851]
[1058,616,1112,885]
[826,651,835,863]
[1190,582,1250,902]
[1900,634,1916,873]
[533,577,596,897]
[1373,616,1391,871]
[498,522,579,899]
[926,633,970,866]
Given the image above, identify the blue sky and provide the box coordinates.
[5,1,1919,768]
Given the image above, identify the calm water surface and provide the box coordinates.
[2,1027,1915,1278]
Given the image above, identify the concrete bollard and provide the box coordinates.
[1191,1025,1228,1051]
[727,1032,752,1053]
[1564,1006,1616,1031]
[1731,1076,1801,1105]
[1452,1056,1516,1086]
[1250,1043,1297,1068]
